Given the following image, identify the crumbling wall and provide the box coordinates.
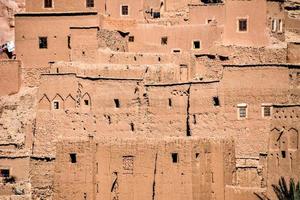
[97,28,128,52]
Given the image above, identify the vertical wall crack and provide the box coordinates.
[186,84,191,136]
[152,153,158,200]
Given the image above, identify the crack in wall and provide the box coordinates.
[186,84,191,136]
[152,153,158,200]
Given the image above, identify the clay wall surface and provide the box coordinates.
[31,64,299,159]
[127,24,222,53]
[25,0,100,12]
[15,13,98,68]
[287,42,300,63]
[104,0,144,20]
[267,1,285,42]
[266,105,300,199]
[188,4,225,25]
[53,138,235,200]
[0,60,21,96]
[219,66,290,156]
[223,0,268,47]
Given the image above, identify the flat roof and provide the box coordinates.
[15,11,98,17]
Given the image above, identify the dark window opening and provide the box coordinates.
[195,153,200,159]
[67,35,71,49]
[173,49,181,53]
[128,36,134,42]
[53,101,59,110]
[39,37,48,49]
[56,68,59,73]
[0,169,10,177]
[82,51,85,55]
[114,99,120,108]
[84,99,89,106]
[121,5,129,16]
[171,153,178,163]
[193,41,201,49]
[238,19,247,32]
[161,37,168,45]
[130,123,135,131]
[84,193,87,200]
[44,0,52,8]
[86,0,94,7]
[213,96,220,106]
[70,153,77,163]
[168,98,172,107]
[281,151,286,158]
[153,12,160,18]
[193,114,197,124]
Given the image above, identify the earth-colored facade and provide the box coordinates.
[0,0,300,200]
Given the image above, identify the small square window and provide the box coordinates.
[44,0,52,8]
[70,153,77,163]
[121,5,129,16]
[153,12,160,18]
[213,96,220,106]
[0,169,10,177]
[237,104,247,119]
[86,0,94,8]
[84,99,89,106]
[39,37,48,49]
[114,99,120,108]
[53,101,59,110]
[168,98,172,107]
[128,36,134,42]
[193,40,201,49]
[262,105,271,117]
[207,19,212,24]
[171,153,178,163]
[239,107,246,118]
[161,37,168,45]
[238,19,247,32]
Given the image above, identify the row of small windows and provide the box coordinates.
[237,104,272,119]
[44,0,94,8]
[129,35,202,50]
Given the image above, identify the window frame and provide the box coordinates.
[44,0,53,8]
[262,103,272,118]
[86,0,94,8]
[53,100,60,110]
[237,103,247,119]
[39,37,48,49]
[120,5,129,16]
[278,19,283,33]
[271,19,277,32]
[192,40,201,50]
[237,17,248,33]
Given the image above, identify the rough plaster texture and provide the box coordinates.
[0,0,300,199]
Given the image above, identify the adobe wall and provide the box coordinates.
[287,42,300,63]
[126,24,222,53]
[0,60,21,96]
[219,65,290,156]
[25,0,99,12]
[223,0,268,47]
[188,4,225,25]
[266,1,285,42]
[266,105,300,199]
[53,137,235,200]
[15,13,98,68]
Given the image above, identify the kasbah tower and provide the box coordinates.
[0,0,299,199]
